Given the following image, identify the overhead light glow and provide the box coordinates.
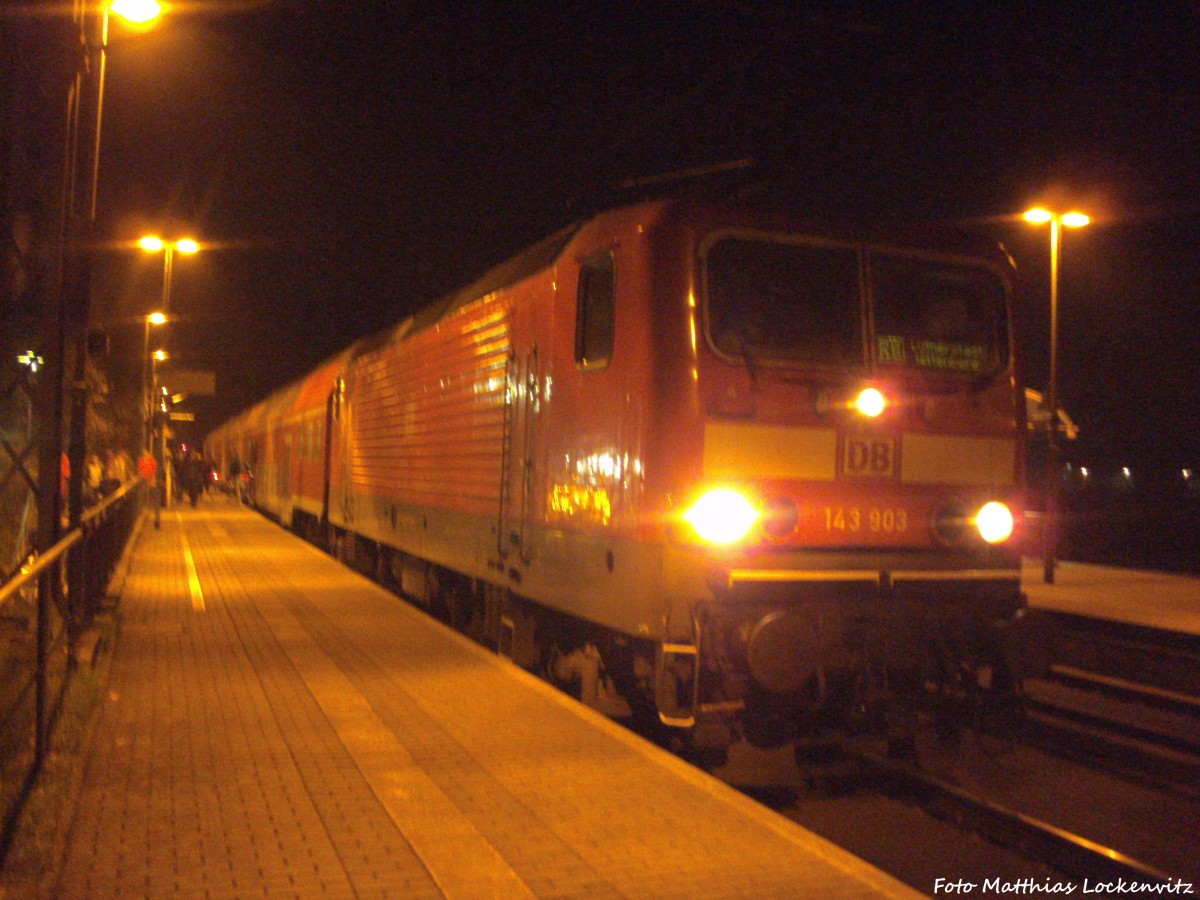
[683,488,760,545]
[176,238,200,254]
[109,0,163,26]
[1023,208,1090,228]
[139,235,164,252]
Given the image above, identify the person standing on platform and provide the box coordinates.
[85,452,103,503]
[99,450,121,496]
[203,455,216,498]
[183,450,205,508]
[230,456,244,503]
[138,449,160,529]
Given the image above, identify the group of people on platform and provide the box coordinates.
[72,449,135,505]
[135,447,217,528]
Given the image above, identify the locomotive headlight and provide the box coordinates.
[683,488,761,545]
[974,501,1015,544]
[855,387,887,418]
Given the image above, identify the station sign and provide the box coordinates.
[165,369,216,396]
[169,412,195,421]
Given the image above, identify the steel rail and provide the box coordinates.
[1035,610,1200,699]
[854,749,1181,887]
[1018,693,1200,800]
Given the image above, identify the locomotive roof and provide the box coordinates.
[347,220,582,362]
[207,219,585,440]
[209,198,1013,440]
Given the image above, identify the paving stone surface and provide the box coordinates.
[52,500,917,898]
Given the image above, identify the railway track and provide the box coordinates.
[849,748,1182,888]
[1016,610,1200,795]
[1029,609,1200,699]
[742,615,1200,892]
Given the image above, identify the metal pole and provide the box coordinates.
[34,0,88,766]
[162,244,174,314]
[160,248,173,508]
[66,0,109,667]
[151,353,162,528]
[141,318,150,451]
[1042,217,1061,584]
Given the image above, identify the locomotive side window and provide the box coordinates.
[703,237,862,367]
[575,252,615,370]
[870,254,1007,375]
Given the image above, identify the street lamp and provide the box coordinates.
[82,2,167,221]
[109,0,165,26]
[25,0,168,766]
[149,347,174,509]
[141,312,167,450]
[138,237,197,506]
[1024,207,1090,584]
[138,235,199,315]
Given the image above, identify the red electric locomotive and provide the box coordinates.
[207,198,1027,751]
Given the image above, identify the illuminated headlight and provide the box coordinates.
[683,488,760,545]
[974,501,1015,544]
[855,387,887,418]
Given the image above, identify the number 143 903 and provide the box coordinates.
[823,506,909,534]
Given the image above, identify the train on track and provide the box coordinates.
[206,198,1029,753]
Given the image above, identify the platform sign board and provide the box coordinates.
[165,369,216,396]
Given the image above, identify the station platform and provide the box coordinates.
[1022,558,1200,635]
[49,498,916,898]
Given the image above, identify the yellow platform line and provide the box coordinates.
[176,515,206,612]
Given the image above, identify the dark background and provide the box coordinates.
[61,1,1200,484]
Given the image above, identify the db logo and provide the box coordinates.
[843,436,899,479]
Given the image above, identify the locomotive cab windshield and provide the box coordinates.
[702,232,1010,382]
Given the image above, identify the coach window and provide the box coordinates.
[576,252,615,369]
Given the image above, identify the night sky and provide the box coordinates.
[85,1,1200,473]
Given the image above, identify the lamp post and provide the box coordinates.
[138,237,197,508]
[149,348,171,511]
[138,236,199,316]
[32,0,165,764]
[141,312,167,450]
[150,348,169,424]
[1024,208,1090,584]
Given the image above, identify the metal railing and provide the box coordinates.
[0,479,143,862]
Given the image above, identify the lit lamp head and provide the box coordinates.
[139,235,200,254]
[1023,208,1090,229]
[108,0,165,27]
